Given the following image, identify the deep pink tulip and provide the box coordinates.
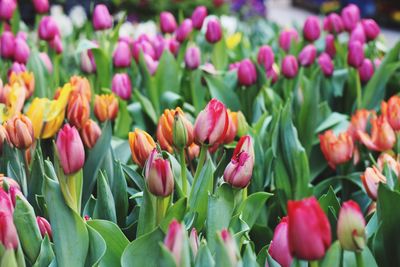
[132,40,156,62]
[257,45,274,70]
[288,197,331,260]
[38,16,60,41]
[175,19,193,43]
[278,29,298,52]
[92,4,113,31]
[349,23,366,44]
[341,4,360,31]
[8,62,26,76]
[145,149,174,197]
[167,38,180,56]
[303,16,321,42]
[14,38,30,64]
[323,13,344,34]
[160,12,177,34]
[16,31,27,41]
[191,6,207,30]
[184,46,201,70]
[318,52,334,77]
[298,44,317,67]
[0,31,14,59]
[347,41,364,68]
[229,62,240,71]
[33,0,49,14]
[194,98,228,146]
[36,216,52,240]
[238,59,257,86]
[112,73,132,100]
[281,55,298,79]
[49,35,63,54]
[164,220,184,265]
[358,58,374,83]
[144,54,158,76]
[266,65,279,84]
[269,217,293,267]
[0,0,16,21]
[205,18,222,44]
[325,34,336,58]
[113,41,132,68]
[361,19,380,41]
[0,189,18,249]
[56,124,85,175]
[39,52,53,73]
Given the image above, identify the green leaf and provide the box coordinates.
[11,8,20,34]
[212,40,228,70]
[136,185,157,237]
[0,249,18,267]
[321,241,341,267]
[112,161,128,227]
[121,228,164,267]
[87,220,129,267]
[190,70,206,113]
[205,75,241,111]
[342,248,377,267]
[242,244,258,267]
[133,90,158,125]
[114,100,133,138]
[32,236,55,267]
[315,112,348,134]
[75,39,99,54]
[28,148,45,214]
[235,192,273,229]
[28,50,48,98]
[160,197,187,232]
[94,171,117,223]
[156,51,180,95]
[91,48,111,89]
[331,69,349,97]
[195,243,215,267]
[121,164,145,191]
[85,225,106,267]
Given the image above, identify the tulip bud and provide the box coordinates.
[298,44,317,67]
[38,16,59,41]
[238,59,257,86]
[113,41,132,68]
[81,48,96,74]
[132,40,155,62]
[36,216,52,240]
[358,116,395,152]
[325,34,336,58]
[337,200,366,251]
[269,217,293,267]
[257,45,274,70]
[0,31,14,59]
[205,18,222,44]
[361,166,386,200]
[188,143,200,160]
[224,151,253,188]
[112,73,132,100]
[349,23,366,45]
[173,111,194,150]
[49,35,63,54]
[341,4,360,32]
[318,52,334,77]
[281,55,298,79]
[220,229,239,266]
[145,149,174,197]
[56,124,85,175]
[229,62,240,71]
[358,58,374,83]
[361,19,380,41]
[0,189,18,249]
[319,130,353,169]
[70,76,91,102]
[168,38,180,56]
[160,12,177,34]
[92,4,113,31]
[194,98,228,146]
[288,197,331,260]
[278,29,298,52]
[175,19,193,43]
[164,220,184,265]
[33,0,49,14]
[94,94,119,123]
[129,129,156,168]
[8,62,26,76]
[377,153,400,177]
[0,124,9,153]
[144,54,158,76]
[14,38,30,64]
[347,41,364,68]
[67,92,90,129]
[347,109,375,141]
[0,0,16,21]
[266,64,279,84]
[80,119,101,149]
[184,46,201,70]
[223,111,238,144]
[39,52,53,73]
[191,6,207,30]
[303,16,321,42]
[189,228,199,257]
[323,13,344,34]
[385,95,400,131]
[5,115,34,149]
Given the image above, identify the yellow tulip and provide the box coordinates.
[226,32,242,50]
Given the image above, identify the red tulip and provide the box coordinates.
[144,149,174,197]
[67,91,90,129]
[269,217,293,267]
[191,6,207,30]
[288,197,331,260]
[303,16,321,42]
[36,216,52,240]
[224,151,253,188]
[80,119,101,149]
[160,12,177,34]
[361,166,386,200]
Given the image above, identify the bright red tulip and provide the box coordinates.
[269,217,293,267]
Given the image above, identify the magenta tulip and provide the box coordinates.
[257,45,274,70]
[49,35,63,54]
[56,124,85,175]
[269,217,293,267]
[281,55,298,79]
[0,189,18,249]
[92,4,113,31]
[167,38,180,56]
[205,18,222,44]
[238,59,257,86]
[39,52,53,73]
[175,19,193,43]
[144,54,158,76]
[8,62,26,76]
[0,0,16,21]
[349,23,366,44]
[303,16,321,42]
[132,40,155,62]
[341,4,360,31]
[278,28,298,52]
[266,65,279,84]
[191,6,207,30]
[318,52,334,77]
[113,41,132,68]
[14,38,30,64]
[38,16,60,41]
[298,44,317,67]
[33,0,49,14]
[164,220,184,266]
[361,19,380,41]
[112,73,131,100]
[323,13,344,34]
[160,12,177,34]
[220,229,239,266]
[358,58,374,83]
[145,149,174,197]
[36,216,52,240]
[325,34,336,58]
[347,41,364,68]
[0,31,15,59]
[184,46,201,70]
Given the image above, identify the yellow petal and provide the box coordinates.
[226,32,242,50]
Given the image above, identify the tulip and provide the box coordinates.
[81,49,96,74]
[223,111,238,144]
[205,18,222,44]
[145,149,174,197]
[0,0,16,21]
[9,71,35,100]
[266,64,279,84]
[358,116,396,152]
[0,189,18,249]
[349,23,366,44]
[324,35,336,58]
[189,228,199,257]
[111,73,132,100]
[341,4,360,32]
[151,36,167,60]
[229,62,240,71]
[347,41,364,68]
[238,59,257,86]
[0,125,9,153]
[223,151,253,188]
[361,166,386,200]
[220,229,239,266]
[184,46,201,70]
[233,135,255,160]
[128,129,156,168]
[319,130,353,169]
[0,31,14,59]
[33,0,49,14]
[36,216,52,240]
[384,95,400,131]
[288,197,331,260]
[318,52,334,77]
[358,58,374,83]
[5,115,34,149]
[113,41,132,68]
[70,76,91,102]
[257,45,274,70]
[167,38,180,56]
[8,62,26,76]
[347,109,375,141]
[56,124,85,175]
[281,55,298,79]
[39,52,53,73]
[188,143,200,160]
[164,220,184,266]
[132,40,155,62]
[175,19,193,43]
[303,16,321,42]
[67,92,90,129]
[235,111,249,137]
[374,58,382,69]
[377,153,400,177]
[92,4,113,31]
[191,6,207,30]
[94,94,119,123]
[173,111,194,150]
[160,12,177,34]
[144,54,158,76]
[194,98,228,146]
[49,35,63,54]
[268,217,293,267]
[298,44,317,67]
[323,13,344,34]
[80,119,101,149]
[38,16,60,41]
[361,19,380,41]
[278,28,298,52]
[337,200,366,251]
[14,38,30,64]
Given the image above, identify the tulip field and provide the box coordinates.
[1,0,400,266]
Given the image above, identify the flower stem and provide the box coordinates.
[194,144,208,181]
[156,197,166,225]
[310,260,319,267]
[180,149,188,196]
[355,251,364,267]
[355,68,362,109]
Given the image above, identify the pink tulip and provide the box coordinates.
[175,19,193,43]
[92,4,113,31]
[167,38,180,56]
[358,58,374,83]
[224,151,253,188]
[184,46,201,70]
[0,189,18,249]
[298,44,317,67]
[220,229,238,266]
[160,12,177,34]
[38,16,60,41]
[349,23,366,44]
[36,216,52,240]
[49,35,63,54]
[278,29,298,52]
[0,31,15,59]
[144,54,158,76]
[112,73,131,100]
[257,45,274,70]
[191,6,207,30]
[14,38,30,64]
[16,31,27,41]
[361,19,380,41]
[8,62,26,76]
[318,52,334,77]
[303,16,321,42]
[238,59,257,86]
[33,0,49,14]
[113,41,132,68]
[347,41,364,68]
[132,40,155,62]
[164,220,184,266]
[39,52,53,73]
[81,49,96,73]
[341,4,360,32]
[325,34,336,58]
[189,228,199,256]
[266,64,279,84]
[194,98,228,146]
[234,135,255,160]
[145,149,174,197]
[205,18,222,44]
[56,124,85,175]
[268,217,293,267]
[0,0,16,21]
[323,13,344,34]
[281,55,298,79]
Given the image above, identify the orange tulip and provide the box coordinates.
[361,166,386,200]
[67,91,90,129]
[80,119,101,149]
[223,110,238,144]
[358,116,396,152]
[319,130,353,169]
[347,109,375,141]
[187,143,200,160]
[70,76,91,101]
[4,114,34,149]
[383,95,400,131]
[94,94,119,123]
[128,129,156,167]
[0,124,9,153]
[377,153,400,177]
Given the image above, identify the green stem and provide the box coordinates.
[180,149,188,196]
[355,251,364,267]
[156,197,166,225]
[355,68,362,109]
[194,144,208,181]
[309,260,319,267]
